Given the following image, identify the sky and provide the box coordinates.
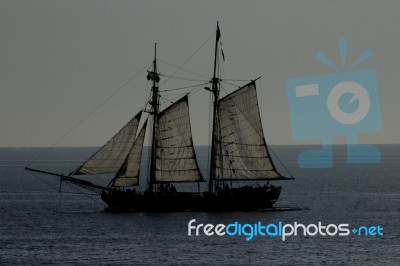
[1,0,400,147]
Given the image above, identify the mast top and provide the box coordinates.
[154,43,157,62]
[147,43,160,83]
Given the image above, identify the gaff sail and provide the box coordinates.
[154,95,204,182]
[213,81,281,180]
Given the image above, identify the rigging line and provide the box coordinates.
[187,85,206,98]
[161,92,189,97]
[186,83,209,96]
[223,78,254,82]
[159,74,208,82]
[27,61,153,168]
[61,179,107,207]
[28,171,60,191]
[207,89,212,180]
[220,79,242,88]
[220,76,262,89]
[159,94,181,107]
[159,83,198,104]
[29,164,106,207]
[158,31,215,88]
[259,78,263,120]
[29,168,108,207]
[188,84,208,100]
[159,95,173,106]
[159,82,209,92]
[157,59,210,80]
[268,146,294,178]
[159,83,205,104]
[159,81,203,102]
[218,83,229,97]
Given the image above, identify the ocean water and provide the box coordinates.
[0,145,399,265]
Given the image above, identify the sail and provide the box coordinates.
[213,81,281,180]
[112,120,148,187]
[75,111,142,175]
[155,96,204,182]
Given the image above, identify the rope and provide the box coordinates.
[28,170,60,191]
[27,61,153,168]
[207,90,212,180]
[27,170,107,207]
[157,31,214,88]
[218,83,229,97]
[159,73,208,83]
[159,83,207,108]
[220,79,242,89]
[268,146,294,178]
[157,59,210,80]
[259,78,263,120]
[223,78,254,82]
[61,179,107,207]
[187,85,206,98]
[159,82,209,92]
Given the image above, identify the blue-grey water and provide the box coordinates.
[0,145,399,265]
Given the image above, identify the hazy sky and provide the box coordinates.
[1,0,400,147]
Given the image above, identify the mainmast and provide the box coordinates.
[148,43,160,193]
[209,22,221,193]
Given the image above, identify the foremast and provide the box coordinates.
[148,43,160,193]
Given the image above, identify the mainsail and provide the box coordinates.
[75,111,142,175]
[155,95,204,182]
[213,81,281,180]
[112,120,148,187]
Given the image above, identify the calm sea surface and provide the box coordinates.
[0,145,399,265]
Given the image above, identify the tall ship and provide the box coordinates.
[26,23,293,211]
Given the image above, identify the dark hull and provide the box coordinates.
[101,185,282,212]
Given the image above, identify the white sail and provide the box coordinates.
[214,82,281,180]
[76,111,142,175]
[155,96,204,182]
[112,120,147,187]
